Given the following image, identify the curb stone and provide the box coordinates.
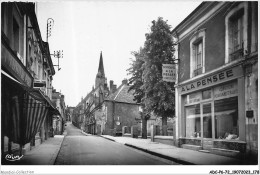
[124,143,194,165]
[99,135,116,142]
[99,135,193,165]
[52,134,66,165]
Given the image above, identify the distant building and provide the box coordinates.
[173,2,258,159]
[52,90,66,135]
[102,79,141,135]
[66,106,75,122]
[72,52,109,134]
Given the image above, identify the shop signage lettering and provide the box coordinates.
[1,45,33,87]
[180,67,242,94]
[162,64,175,82]
[214,82,238,99]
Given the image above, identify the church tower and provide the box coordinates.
[95,51,107,88]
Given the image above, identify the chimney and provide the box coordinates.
[122,79,128,85]
[112,84,117,93]
[110,80,114,91]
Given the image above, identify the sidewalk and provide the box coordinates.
[100,135,253,165]
[13,135,65,165]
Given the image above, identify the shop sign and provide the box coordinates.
[1,45,33,87]
[179,66,242,94]
[214,82,238,100]
[162,64,175,82]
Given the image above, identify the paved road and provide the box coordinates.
[55,122,177,165]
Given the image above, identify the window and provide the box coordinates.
[13,18,19,53]
[183,81,238,140]
[225,3,248,63]
[185,104,201,138]
[190,29,205,78]
[214,97,238,140]
[228,9,244,61]
[251,3,258,53]
[1,3,5,32]
[38,64,41,80]
[193,40,203,76]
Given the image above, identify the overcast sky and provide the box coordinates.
[37,0,202,107]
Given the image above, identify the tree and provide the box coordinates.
[142,17,175,136]
[127,47,150,138]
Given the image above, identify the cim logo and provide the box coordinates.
[5,154,23,161]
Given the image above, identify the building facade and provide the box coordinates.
[102,79,141,136]
[52,90,66,135]
[1,2,59,160]
[173,1,258,159]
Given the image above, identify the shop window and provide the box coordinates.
[214,97,239,140]
[202,89,211,100]
[190,29,205,78]
[185,104,201,138]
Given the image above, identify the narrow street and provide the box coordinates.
[55,123,177,165]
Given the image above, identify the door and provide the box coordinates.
[201,102,213,150]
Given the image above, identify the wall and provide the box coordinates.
[178,4,229,83]
[245,61,258,159]
[104,101,114,135]
[104,101,139,135]
[114,103,139,133]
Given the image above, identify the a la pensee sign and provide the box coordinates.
[179,66,243,94]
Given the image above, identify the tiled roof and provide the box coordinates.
[105,84,138,104]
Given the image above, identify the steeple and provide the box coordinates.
[95,51,106,88]
[97,51,105,78]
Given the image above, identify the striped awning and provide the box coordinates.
[2,71,60,145]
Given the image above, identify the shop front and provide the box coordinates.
[177,64,247,156]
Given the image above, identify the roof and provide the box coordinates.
[105,84,137,104]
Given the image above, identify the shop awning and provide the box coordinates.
[2,70,60,145]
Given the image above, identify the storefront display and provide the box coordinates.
[183,81,238,140]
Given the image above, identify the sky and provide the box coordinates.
[37,0,202,107]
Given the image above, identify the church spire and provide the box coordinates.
[97,51,105,77]
[95,51,106,88]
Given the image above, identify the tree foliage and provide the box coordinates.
[127,47,145,104]
[142,17,175,119]
[127,17,176,136]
